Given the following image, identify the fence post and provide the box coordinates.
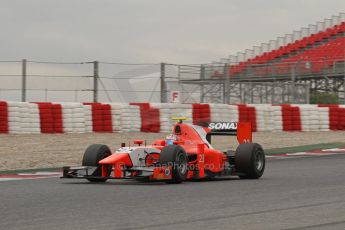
[342,20,345,104]
[160,62,167,103]
[93,61,99,103]
[290,64,296,103]
[74,89,78,102]
[45,88,48,102]
[200,65,205,103]
[343,76,345,105]
[239,83,243,103]
[224,64,230,104]
[306,81,310,104]
[271,82,275,104]
[22,59,27,102]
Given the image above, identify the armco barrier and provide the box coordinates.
[0,101,344,134]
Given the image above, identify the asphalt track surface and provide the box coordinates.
[1,155,345,230]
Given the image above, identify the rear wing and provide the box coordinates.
[205,122,252,144]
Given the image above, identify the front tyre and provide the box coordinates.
[235,143,265,179]
[159,145,188,184]
[82,144,112,182]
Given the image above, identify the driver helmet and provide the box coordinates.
[165,134,178,145]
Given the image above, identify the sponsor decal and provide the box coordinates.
[164,168,171,176]
[208,122,237,130]
[199,154,205,163]
[170,91,180,103]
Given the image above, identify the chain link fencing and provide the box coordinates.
[0,60,160,103]
[0,59,344,104]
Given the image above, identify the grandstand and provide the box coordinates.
[228,18,345,79]
[175,13,345,104]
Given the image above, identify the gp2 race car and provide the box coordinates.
[62,118,265,184]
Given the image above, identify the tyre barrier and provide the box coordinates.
[318,104,345,130]
[237,104,257,132]
[34,102,63,133]
[83,103,112,132]
[0,101,9,133]
[192,103,211,125]
[52,104,63,133]
[61,103,86,133]
[277,104,302,132]
[6,101,40,134]
[150,103,173,133]
[117,103,141,132]
[130,103,160,133]
[0,101,344,134]
[210,104,239,127]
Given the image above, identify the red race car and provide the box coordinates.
[62,118,265,183]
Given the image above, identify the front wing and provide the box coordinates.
[61,165,173,180]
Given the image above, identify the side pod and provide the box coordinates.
[98,153,133,166]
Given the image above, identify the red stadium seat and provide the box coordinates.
[225,21,345,77]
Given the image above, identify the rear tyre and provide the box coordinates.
[82,144,112,182]
[235,143,265,179]
[159,145,188,184]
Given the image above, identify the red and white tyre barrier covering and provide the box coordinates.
[61,103,85,133]
[0,101,345,133]
[131,103,160,133]
[318,104,345,130]
[7,102,40,134]
[114,103,141,132]
[83,103,112,132]
[0,101,9,133]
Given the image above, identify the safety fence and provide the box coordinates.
[0,60,161,103]
[0,101,345,134]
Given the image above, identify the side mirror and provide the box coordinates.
[134,140,144,146]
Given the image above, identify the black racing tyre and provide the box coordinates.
[159,145,188,184]
[82,144,112,182]
[235,143,265,179]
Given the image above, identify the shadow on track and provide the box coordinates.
[60,176,241,186]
